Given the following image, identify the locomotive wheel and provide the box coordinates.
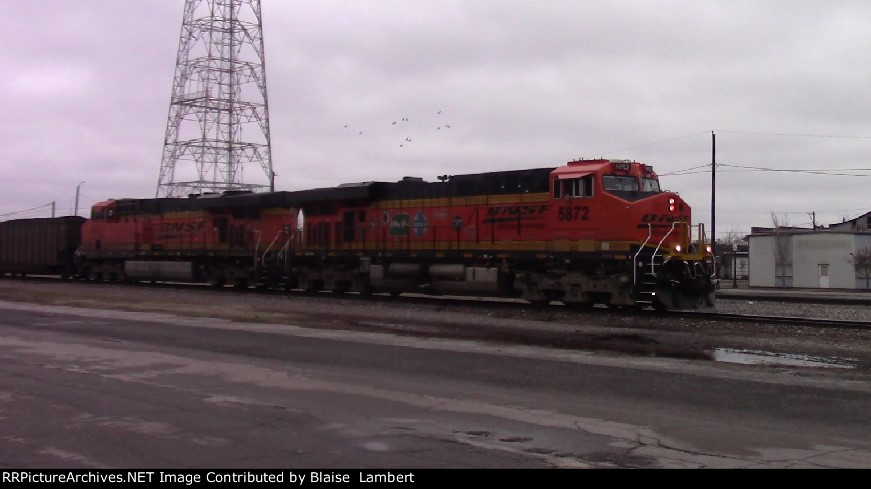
[301,279,322,293]
[331,281,351,294]
[564,301,595,310]
[209,277,226,288]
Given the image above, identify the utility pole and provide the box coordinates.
[711,131,716,279]
[51,201,55,218]
[74,182,85,217]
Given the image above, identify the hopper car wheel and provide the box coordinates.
[233,278,249,289]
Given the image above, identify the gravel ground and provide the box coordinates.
[713,297,870,321]
[1,278,869,372]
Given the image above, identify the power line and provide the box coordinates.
[664,163,871,177]
[659,164,710,176]
[0,203,54,219]
[664,170,712,176]
[719,163,871,177]
[716,129,871,139]
[595,131,710,157]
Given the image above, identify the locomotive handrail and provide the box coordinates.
[261,231,282,265]
[278,239,291,268]
[253,231,262,276]
[651,221,679,276]
[632,223,652,285]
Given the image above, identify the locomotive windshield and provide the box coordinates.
[602,175,639,192]
[641,178,661,192]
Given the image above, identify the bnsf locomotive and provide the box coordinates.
[1,159,715,310]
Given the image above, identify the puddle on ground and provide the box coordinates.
[712,348,857,369]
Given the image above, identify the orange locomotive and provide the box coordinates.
[294,159,714,310]
[76,159,714,310]
[77,192,300,288]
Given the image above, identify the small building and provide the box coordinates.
[829,210,871,233]
[749,227,871,289]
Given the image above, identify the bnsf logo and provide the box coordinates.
[160,221,205,233]
[483,205,549,224]
[486,205,549,218]
[638,214,690,228]
[640,214,689,223]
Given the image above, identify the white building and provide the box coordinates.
[749,229,871,289]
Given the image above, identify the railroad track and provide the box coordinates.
[3,275,870,330]
[672,310,871,330]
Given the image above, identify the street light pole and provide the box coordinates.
[732,243,738,288]
[74,181,85,217]
[711,132,716,280]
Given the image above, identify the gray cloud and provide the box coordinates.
[1,0,869,234]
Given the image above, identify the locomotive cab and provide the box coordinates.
[547,159,714,309]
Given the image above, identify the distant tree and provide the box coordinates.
[715,230,747,279]
[770,213,791,287]
[848,246,871,289]
[716,230,746,248]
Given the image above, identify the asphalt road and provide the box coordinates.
[1,300,870,468]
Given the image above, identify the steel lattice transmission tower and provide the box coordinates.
[157,0,273,197]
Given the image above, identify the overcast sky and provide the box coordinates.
[2,0,870,239]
